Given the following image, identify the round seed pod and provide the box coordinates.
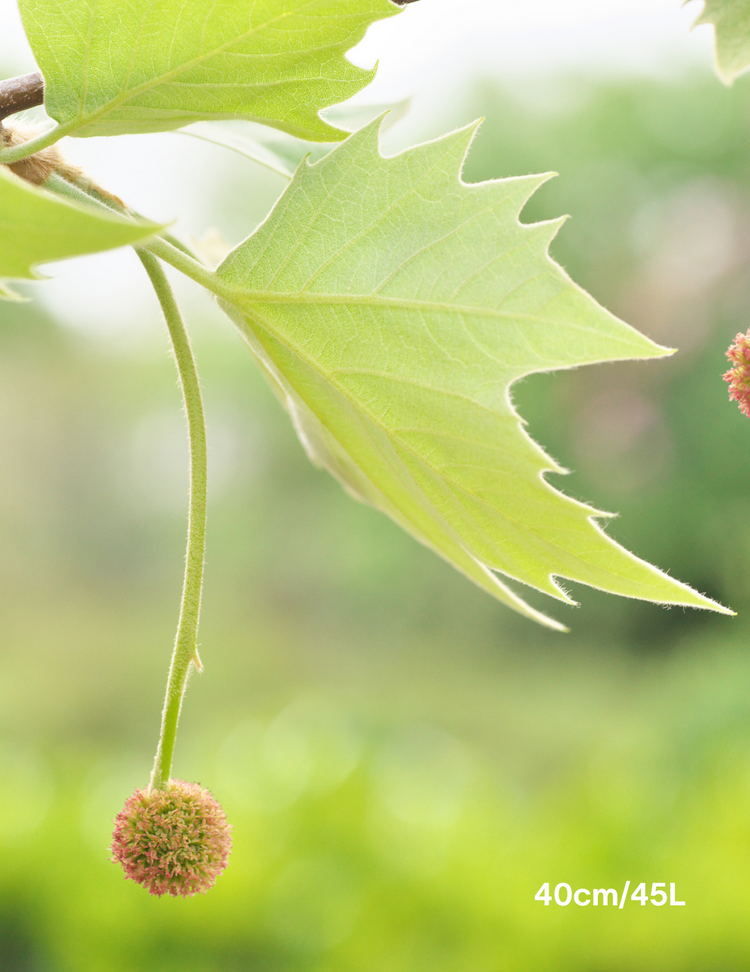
[111,780,232,897]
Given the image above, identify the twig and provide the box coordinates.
[0,72,44,122]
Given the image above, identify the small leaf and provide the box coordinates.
[215,119,731,628]
[19,0,400,140]
[180,101,411,179]
[323,98,411,133]
[693,0,750,84]
[179,122,304,180]
[0,166,160,296]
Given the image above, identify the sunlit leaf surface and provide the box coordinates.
[19,0,399,139]
[215,119,730,628]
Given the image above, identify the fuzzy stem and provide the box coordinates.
[136,250,208,792]
[43,172,221,293]
[42,172,214,788]
[0,120,69,164]
[146,236,229,296]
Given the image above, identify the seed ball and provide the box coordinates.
[724,329,750,418]
[111,780,232,897]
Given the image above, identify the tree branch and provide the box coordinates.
[0,72,44,123]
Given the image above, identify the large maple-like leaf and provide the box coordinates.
[0,166,160,300]
[693,0,750,84]
[19,0,399,140]
[212,118,730,629]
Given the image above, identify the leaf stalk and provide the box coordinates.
[0,120,69,165]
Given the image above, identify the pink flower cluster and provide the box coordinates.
[111,780,232,897]
[724,330,750,418]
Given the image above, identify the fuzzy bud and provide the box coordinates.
[1,121,81,186]
[724,330,750,417]
[1,121,124,206]
[111,780,232,897]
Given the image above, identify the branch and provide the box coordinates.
[0,72,44,123]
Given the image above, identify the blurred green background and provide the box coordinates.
[2,66,750,971]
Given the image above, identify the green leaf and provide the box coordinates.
[181,122,302,180]
[19,0,399,140]
[0,166,160,297]
[214,119,731,629]
[180,100,411,179]
[693,0,750,84]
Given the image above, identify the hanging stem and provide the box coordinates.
[40,174,212,790]
[41,179,216,780]
[136,249,208,792]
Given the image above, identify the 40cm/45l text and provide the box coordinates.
[535,882,685,908]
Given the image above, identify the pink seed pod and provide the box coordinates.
[724,330,750,418]
[111,780,232,897]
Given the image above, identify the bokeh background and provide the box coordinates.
[1,1,750,969]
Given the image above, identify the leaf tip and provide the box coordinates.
[520,601,571,633]
[686,596,735,616]
[549,578,580,608]
[715,60,742,86]
[685,586,735,615]
[687,0,710,30]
